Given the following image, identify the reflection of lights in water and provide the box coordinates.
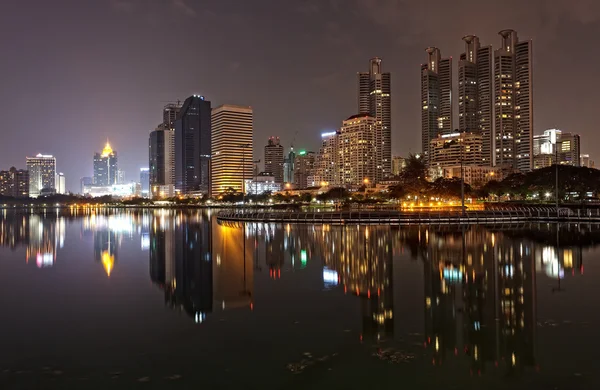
[541,246,564,279]
[300,250,307,268]
[195,312,206,324]
[323,267,338,287]
[442,268,463,283]
[140,234,150,250]
[101,251,114,277]
[36,253,53,268]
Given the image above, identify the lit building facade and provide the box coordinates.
[283,149,296,184]
[139,168,150,198]
[580,154,595,169]
[26,154,56,197]
[494,30,533,172]
[163,102,182,129]
[440,165,502,187]
[339,114,376,187]
[532,129,580,169]
[358,58,392,181]
[264,137,284,184]
[80,176,93,195]
[211,104,253,195]
[93,142,118,186]
[175,95,211,195]
[421,47,453,166]
[245,173,282,194]
[294,151,316,189]
[0,167,29,198]
[430,132,483,169]
[312,132,339,186]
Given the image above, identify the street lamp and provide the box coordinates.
[551,132,559,212]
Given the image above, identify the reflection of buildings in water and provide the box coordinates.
[416,226,536,374]
[317,225,394,343]
[94,229,118,277]
[0,214,65,267]
[149,211,253,323]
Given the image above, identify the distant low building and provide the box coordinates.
[580,154,595,169]
[245,173,282,195]
[438,165,502,187]
[533,129,580,169]
[83,183,139,198]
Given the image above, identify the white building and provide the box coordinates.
[56,173,66,194]
[26,154,56,197]
[245,173,281,195]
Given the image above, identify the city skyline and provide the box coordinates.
[2,1,600,193]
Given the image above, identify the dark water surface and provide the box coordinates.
[1,208,599,389]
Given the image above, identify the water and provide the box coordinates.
[1,208,599,389]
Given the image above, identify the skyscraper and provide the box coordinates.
[264,137,284,184]
[26,154,56,197]
[211,104,253,195]
[312,131,339,186]
[294,151,315,189]
[175,95,211,195]
[139,168,150,198]
[358,58,391,181]
[494,30,533,172]
[149,124,175,199]
[93,142,118,186]
[421,48,452,166]
[283,148,296,184]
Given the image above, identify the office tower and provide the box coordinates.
[580,154,595,169]
[264,137,284,184]
[283,148,296,184]
[294,151,316,189]
[391,156,406,176]
[163,102,182,129]
[26,154,56,197]
[494,30,533,172]
[175,95,211,195]
[533,129,580,169]
[139,168,150,197]
[116,170,126,185]
[313,131,339,186]
[0,167,29,198]
[149,124,175,199]
[211,104,253,195]
[339,114,376,187]
[56,173,66,194]
[93,142,118,186]
[458,36,493,165]
[80,176,93,195]
[358,58,391,181]
[421,48,452,166]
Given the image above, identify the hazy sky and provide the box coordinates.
[2,0,600,192]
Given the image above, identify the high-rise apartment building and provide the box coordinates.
[264,136,284,184]
[149,124,175,199]
[458,35,493,165]
[26,154,56,197]
[494,30,533,172]
[56,173,66,194]
[339,114,376,187]
[312,132,339,186]
[0,167,29,198]
[175,95,211,195]
[429,132,483,169]
[358,58,391,181]
[93,142,118,186]
[421,48,453,166]
[211,104,253,195]
[294,151,315,189]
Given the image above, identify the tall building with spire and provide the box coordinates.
[93,142,118,186]
[175,95,211,195]
[494,30,533,172]
[421,48,453,166]
[458,35,493,166]
[358,58,391,182]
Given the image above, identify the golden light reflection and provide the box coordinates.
[101,251,114,277]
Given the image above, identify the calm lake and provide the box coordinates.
[1,208,599,389]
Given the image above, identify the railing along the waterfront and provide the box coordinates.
[217,207,600,224]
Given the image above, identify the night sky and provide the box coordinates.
[2,0,600,192]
